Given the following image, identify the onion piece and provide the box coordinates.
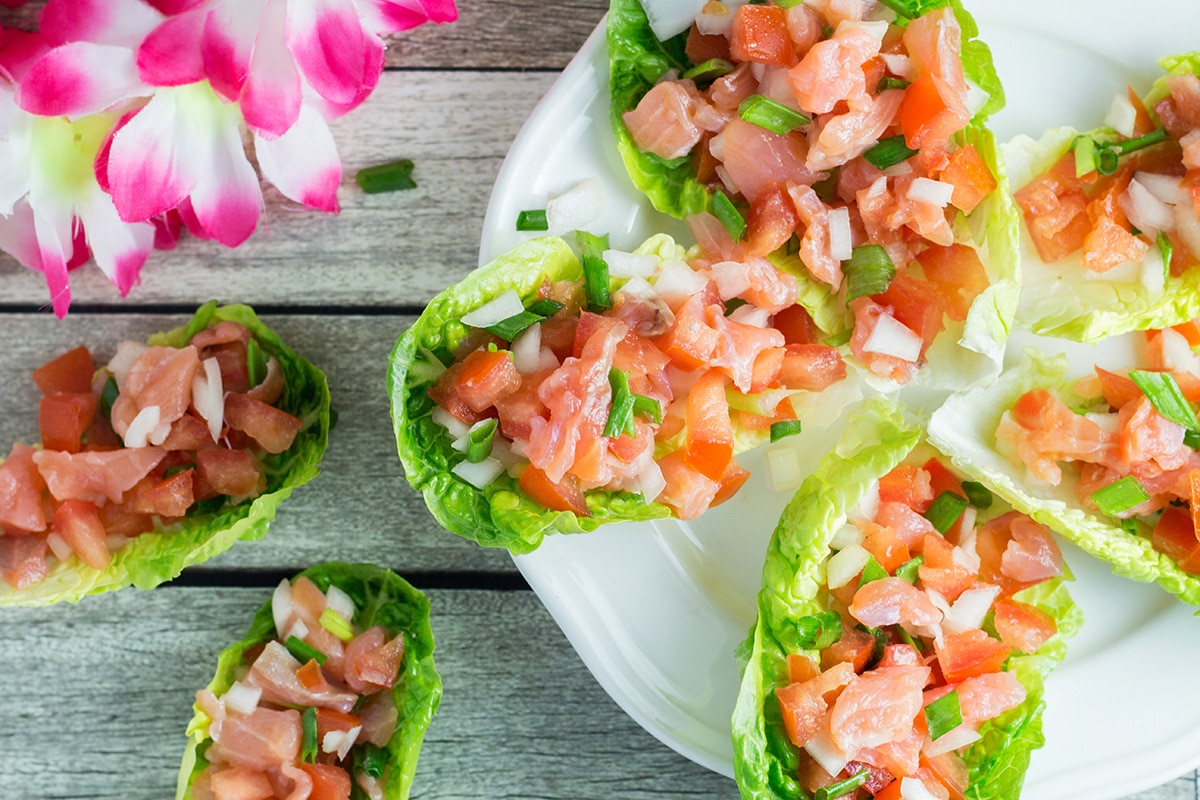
[224,681,263,716]
[646,0,710,38]
[862,313,922,362]
[727,305,770,328]
[804,729,850,778]
[107,341,146,389]
[1104,92,1137,138]
[653,259,708,306]
[192,356,224,443]
[1175,199,1200,260]
[452,456,505,489]
[964,80,990,117]
[828,523,864,551]
[46,532,72,562]
[908,177,954,208]
[939,585,1000,634]
[711,260,751,300]
[123,405,161,448]
[287,619,309,642]
[460,289,524,329]
[1121,178,1175,233]
[1140,245,1166,298]
[638,459,667,503]
[767,444,802,491]
[604,249,659,279]
[900,777,943,800]
[546,177,604,235]
[1158,327,1200,373]
[880,53,913,80]
[510,323,542,373]
[1136,171,1187,205]
[924,724,981,757]
[432,406,470,439]
[325,585,355,621]
[828,206,853,261]
[851,481,880,523]
[272,578,294,637]
[826,543,871,589]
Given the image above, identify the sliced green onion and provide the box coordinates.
[681,57,735,84]
[711,190,747,241]
[354,743,388,779]
[485,300,565,342]
[1091,475,1151,516]
[516,209,549,231]
[774,0,804,7]
[301,707,318,762]
[770,419,803,443]
[738,94,811,136]
[1119,517,1141,536]
[865,625,887,665]
[1130,370,1200,430]
[466,418,499,463]
[863,135,918,171]
[1185,429,1200,450]
[604,368,636,438]
[356,159,416,193]
[794,610,843,650]
[844,244,897,302]
[1158,230,1174,280]
[815,768,870,800]
[823,329,853,348]
[163,464,192,479]
[961,480,994,509]
[246,338,267,389]
[99,375,120,419]
[183,300,218,343]
[1073,135,1098,177]
[894,554,925,584]
[319,608,355,642]
[724,298,749,316]
[1113,127,1170,156]
[924,491,969,534]
[876,0,939,18]
[859,554,889,587]
[876,77,911,92]
[897,626,925,653]
[632,393,663,424]
[924,690,963,740]
[577,231,612,311]
[1076,128,1170,177]
[812,172,839,204]
[285,636,328,666]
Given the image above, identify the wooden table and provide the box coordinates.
[0,3,1194,799]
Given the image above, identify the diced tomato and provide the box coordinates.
[295,658,328,692]
[820,625,876,673]
[518,465,589,516]
[712,458,751,507]
[449,349,521,414]
[53,500,111,571]
[992,598,1058,654]
[208,767,274,800]
[1013,153,1092,263]
[1095,367,1141,410]
[936,628,1010,683]
[777,344,847,391]
[684,370,734,481]
[874,272,946,357]
[209,342,252,394]
[685,22,730,64]
[98,501,154,539]
[921,458,962,500]
[39,392,99,453]
[878,465,934,513]
[350,630,406,693]
[127,469,195,518]
[1081,214,1148,274]
[921,753,969,800]
[746,181,799,256]
[749,347,785,393]
[729,4,794,67]
[495,369,551,442]
[655,297,720,371]
[773,304,820,345]
[1128,84,1156,136]
[1153,504,1200,575]
[939,144,996,215]
[918,533,975,601]
[0,444,49,533]
[195,449,264,499]
[0,536,48,589]
[786,653,818,684]
[861,521,911,573]
[32,346,94,395]
[657,449,719,520]
[299,763,352,800]
[914,243,989,322]
[161,413,216,451]
[428,360,492,424]
[315,708,362,740]
[223,393,303,454]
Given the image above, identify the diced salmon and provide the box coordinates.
[208,766,274,800]
[33,447,166,505]
[622,80,706,161]
[875,501,937,548]
[224,393,303,454]
[849,298,919,384]
[997,389,1120,484]
[917,533,975,602]
[829,665,931,753]
[787,22,882,114]
[954,671,1026,724]
[849,576,943,630]
[0,443,48,533]
[808,89,905,172]
[992,598,1058,654]
[110,345,201,441]
[778,343,847,391]
[720,118,822,204]
[1120,396,1190,472]
[788,182,842,287]
[207,706,302,772]
[1013,154,1092,264]
[775,660,856,748]
[1000,516,1062,584]
[656,449,719,520]
[0,536,48,589]
[857,176,914,270]
[899,8,970,150]
[343,625,406,695]
[244,641,358,713]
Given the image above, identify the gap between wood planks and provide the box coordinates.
[0,303,428,316]
[169,567,531,592]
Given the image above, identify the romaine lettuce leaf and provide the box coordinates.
[732,399,1081,800]
[928,348,1200,605]
[1008,54,1200,342]
[0,302,332,608]
[176,562,440,800]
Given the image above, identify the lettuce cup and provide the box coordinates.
[733,399,1081,800]
[0,302,331,606]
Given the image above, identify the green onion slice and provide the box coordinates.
[770,419,803,443]
[923,491,969,534]
[485,299,565,342]
[863,135,918,171]
[285,635,328,666]
[737,94,811,136]
[924,690,963,741]
[354,743,388,779]
[961,480,994,509]
[1073,135,1098,177]
[577,231,612,311]
[301,707,319,762]
[1185,429,1200,451]
[1158,230,1174,280]
[604,368,636,438]
[794,610,843,650]
[516,209,549,231]
[246,338,267,389]
[894,554,925,584]
[319,608,356,643]
[681,58,735,84]
[876,76,911,92]
[711,190,747,241]
[356,159,416,193]
[815,768,870,800]
[1130,369,1200,430]
[844,244,896,302]
[99,375,120,420]
[466,418,499,463]
[858,554,889,587]
[183,300,218,343]
[1091,475,1151,516]
[632,393,663,424]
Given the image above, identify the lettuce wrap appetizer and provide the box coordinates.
[389,233,858,553]
[929,341,1200,606]
[610,0,1019,390]
[733,400,1081,800]
[1008,53,1200,341]
[176,562,440,800]
[0,302,331,606]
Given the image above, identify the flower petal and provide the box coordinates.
[40,0,164,49]
[0,28,51,81]
[16,42,146,118]
[137,11,206,86]
[0,93,33,215]
[144,0,206,12]
[31,202,75,318]
[151,209,183,249]
[286,0,379,107]
[0,198,44,272]
[202,0,267,102]
[240,0,301,138]
[255,103,341,212]
[190,121,262,246]
[106,89,201,222]
[76,182,154,295]
[353,0,457,32]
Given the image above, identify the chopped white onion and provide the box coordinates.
[272,578,294,637]
[105,533,130,552]
[759,67,802,110]
[711,260,751,300]
[453,457,505,489]
[940,585,1000,633]
[1121,178,1175,234]
[826,543,871,589]
[862,313,922,362]
[1175,199,1200,260]
[1104,92,1138,138]
[955,507,977,543]
[546,177,604,235]
[851,481,880,523]
[604,249,659,278]
[907,177,954,208]
[287,619,310,642]
[1141,245,1167,298]
[767,444,802,491]
[804,729,850,778]
[536,347,562,373]
[924,723,981,757]
[638,459,667,503]
[653,259,708,306]
[883,160,914,177]
[880,53,914,80]
[432,406,471,439]
[224,681,263,716]
[1136,171,1188,205]
[1158,327,1200,373]
[123,405,161,448]
[836,19,889,43]
[715,164,738,196]
[46,532,72,562]
[460,288,524,329]
[951,532,981,573]
[727,305,770,328]
[192,357,224,443]
[325,585,356,621]
[106,341,146,389]
[323,725,362,760]
[617,275,659,302]
[901,777,943,800]
[510,323,543,373]
[828,522,864,551]
[696,0,739,37]
[964,80,990,117]
[828,206,853,261]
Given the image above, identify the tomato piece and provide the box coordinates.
[195,449,265,499]
[861,520,911,574]
[777,343,846,391]
[820,625,876,673]
[209,341,252,394]
[899,72,963,151]
[921,458,963,501]
[208,767,274,800]
[451,349,521,414]
[936,628,1010,683]
[878,465,934,514]
[161,412,216,451]
[711,458,751,507]
[299,763,352,800]
[656,449,719,520]
[874,272,946,357]
[686,22,730,64]
[654,297,720,371]
[921,753,968,800]
[1013,153,1092,263]
[939,144,996,215]
[1082,214,1147,274]
[684,370,734,481]
[295,658,328,692]
[1096,367,1141,410]
[518,465,589,516]
[32,346,94,395]
[1128,84,1156,136]
[98,501,154,539]
[773,304,820,345]
[0,535,48,589]
[750,346,785,393]
[786,653,818,684]
[917,533,975,601]
[0,443,49,533]
[914,243,989,322]
[53,500,111,570]
[127,469,195,518]
[315,708,362,740]
[224,393,303,454]
[1171,319,1200,350]
[878,643,922,668]
[745,181,799,256]
[729,4,794,66]
[39,392,99,454]
[992,598,1058,654]
[1153,504,1200,575]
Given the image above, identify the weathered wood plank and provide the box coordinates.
[0,586,735,800]
[0,1,608,70]
[0,313,513,575]
[0,70,558,311]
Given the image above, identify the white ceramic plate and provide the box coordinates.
[479,3,1200,798]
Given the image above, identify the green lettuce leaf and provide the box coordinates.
[176,562,440,800]
[732,399,1081,800]
[1008,53,1200,342]
[0,302,332,608]
[928,348,1200,605]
